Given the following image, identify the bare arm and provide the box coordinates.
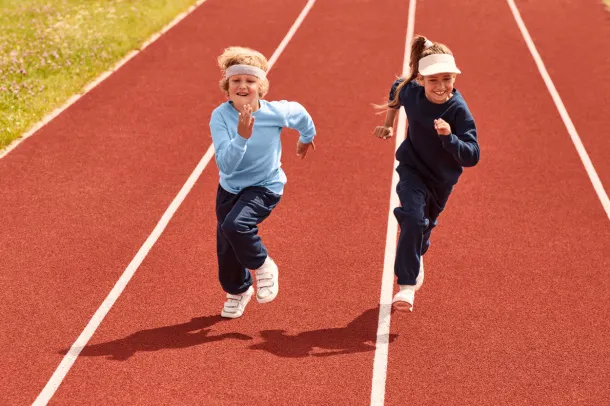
[374,107,399,140]
[383,107,398,128]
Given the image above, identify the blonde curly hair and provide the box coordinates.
[217,46,270,98]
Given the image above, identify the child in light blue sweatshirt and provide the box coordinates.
[210,46,316,319]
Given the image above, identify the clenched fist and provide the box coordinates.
[434,118,451,136]
[296,140,315,159]
[237,104,255,139]
[374,126,393,140]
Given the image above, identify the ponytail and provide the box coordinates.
[379,35,453,110]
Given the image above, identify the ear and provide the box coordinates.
[416,74,425,86]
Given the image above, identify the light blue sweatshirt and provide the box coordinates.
[210,100,316,195]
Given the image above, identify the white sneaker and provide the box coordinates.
[221,286,254,319]
[392,286,415,312]
[255,257,278,303]
[394,264,425,312]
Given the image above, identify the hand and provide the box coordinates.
[296,140,315,159]
[434,118,451,136]
[374,125,393,140]
[237,104,255,139]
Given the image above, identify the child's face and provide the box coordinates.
[418,73,456,104]
[228,74,261,107]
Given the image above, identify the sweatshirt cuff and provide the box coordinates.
[298,131,315,144]
[440,133,458,152]
[233,135,248,149]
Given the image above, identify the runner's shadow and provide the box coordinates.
[59,315,251,361]
[249,306,399,358]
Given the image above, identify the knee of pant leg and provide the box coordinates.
[220,217,244,237]
[394,206,426,230]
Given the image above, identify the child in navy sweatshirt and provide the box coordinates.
[374,35,480,311]
[210,46,316,318]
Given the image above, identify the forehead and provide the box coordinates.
[424,73,455,80]
[229,74,259,80]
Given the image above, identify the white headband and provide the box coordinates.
[225,64,266,80]
[418,54,461,76]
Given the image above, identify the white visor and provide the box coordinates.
[418,54,461,76]
[225,64,266,80]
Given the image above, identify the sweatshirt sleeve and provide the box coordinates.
[388,78,405,108]
[439,107,480,167]
[210,109,248,175]
[284,102,316,143]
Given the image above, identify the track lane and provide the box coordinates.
[513,0,610,214]
[383,1,610,405]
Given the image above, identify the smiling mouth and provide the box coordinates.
[236,92,249,96]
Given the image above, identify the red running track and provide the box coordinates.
[0,0,312,403]
[384,1,609,405]
[0,0,608,405]
[514,0,610,196]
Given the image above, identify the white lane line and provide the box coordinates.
[32,1,317,404]
[370,0,417,404]
[0,0,209,160]
[507,0,610,221]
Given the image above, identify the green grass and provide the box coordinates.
[0,0,199,150]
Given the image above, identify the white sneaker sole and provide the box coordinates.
[392,287,415,312]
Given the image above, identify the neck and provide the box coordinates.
[231,100,260,112]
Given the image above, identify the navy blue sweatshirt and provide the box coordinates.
[389,79,479,185]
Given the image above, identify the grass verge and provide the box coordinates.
[0,0,199,151]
